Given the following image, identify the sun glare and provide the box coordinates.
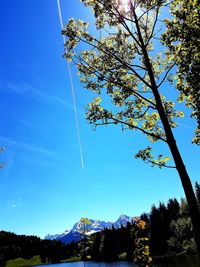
[121,0,130,4]
[119,0,132,11]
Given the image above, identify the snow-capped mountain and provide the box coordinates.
[71,219,113,235]
[44,230,69,241]
[113,214,133,228]
[44,214,134,244]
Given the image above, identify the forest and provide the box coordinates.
[0,231,70,266]
[1,182,200,266]
[77,182,200,264]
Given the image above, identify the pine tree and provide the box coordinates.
[167,198,180,222]
[195,182,200,210]
[149,205,163,256]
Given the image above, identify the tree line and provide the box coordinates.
[78,182,200,262]
[0,230,78,266]
[1,182,199,266]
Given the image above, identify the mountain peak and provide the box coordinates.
[45,214,135,244]
[118,214,129,219]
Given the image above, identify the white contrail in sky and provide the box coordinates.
[57,0,84,169]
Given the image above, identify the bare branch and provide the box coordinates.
[137,1,172,21]
[90,116,167,143]
[157,63,176,88]
[145,158,176,169]
[101,0,142,48]
[145,6,160,47]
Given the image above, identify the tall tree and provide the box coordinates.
[150,204,166,256]
[133,219,152,266]
[168,217,196,254]
[162,0,200,144]
[167,198,180,222]
[195,182,200,210]
[63,0,200,253]
[180,198,190,218]
[79,218,92,263]
[90,232,102,260]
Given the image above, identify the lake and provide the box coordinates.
[34,255,200,267]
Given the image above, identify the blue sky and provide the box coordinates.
[0,0,199,238]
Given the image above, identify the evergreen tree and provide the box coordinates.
[124,222,135,260]
[158,202,171,254]
[140,213,150,224]
[195,182,200,210]
[149,205,162,256]
[180,198,190,218]
[167,198,180,222]
[150,204,168,256]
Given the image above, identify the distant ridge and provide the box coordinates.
[44,214,136,244]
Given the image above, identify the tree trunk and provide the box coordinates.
[132,8,200,256]
[165,129,200,256]
[148,50,200,257]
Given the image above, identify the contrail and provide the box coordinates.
[57,0,84,169]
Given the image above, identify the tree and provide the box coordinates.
[162,0,200,145]
[167,198,180,222]
[133,219,152,267]
[158,202,171,254]
[180,198,190,218]
[79,218,92,263]
[149,204,166,256]
[195,182,200,210]
[168,217,196,254]
[98,228,118,261]
[90,231,102,260]
[63,0,200,254]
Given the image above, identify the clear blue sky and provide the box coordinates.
[0,0,199,238]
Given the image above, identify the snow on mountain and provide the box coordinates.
[44,234,60,240]
[44,230,69,241]
[113,214,133,228]
[44,214,135,244]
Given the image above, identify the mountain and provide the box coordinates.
[44,230,69,241]
[45,214,134,244]
[113,214,133,228]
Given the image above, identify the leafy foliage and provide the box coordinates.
[62,0,189,168]
[79,218,92,260]
[79,195,198,260]
[168,217,196,254]
[62,0,200,253]
[162,0,200,145]
[133,219,152,266]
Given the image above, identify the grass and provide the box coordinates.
[6,255,42,267]
[5,255,81,267]
[62,256,81,262]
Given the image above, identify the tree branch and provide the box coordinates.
[157,62,176,88]
[145,6,160,47]
[145,158,176,168]
[90,116,167,143]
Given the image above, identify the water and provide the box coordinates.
[34,255,200,267]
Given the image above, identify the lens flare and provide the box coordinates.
[118,0,132,11]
